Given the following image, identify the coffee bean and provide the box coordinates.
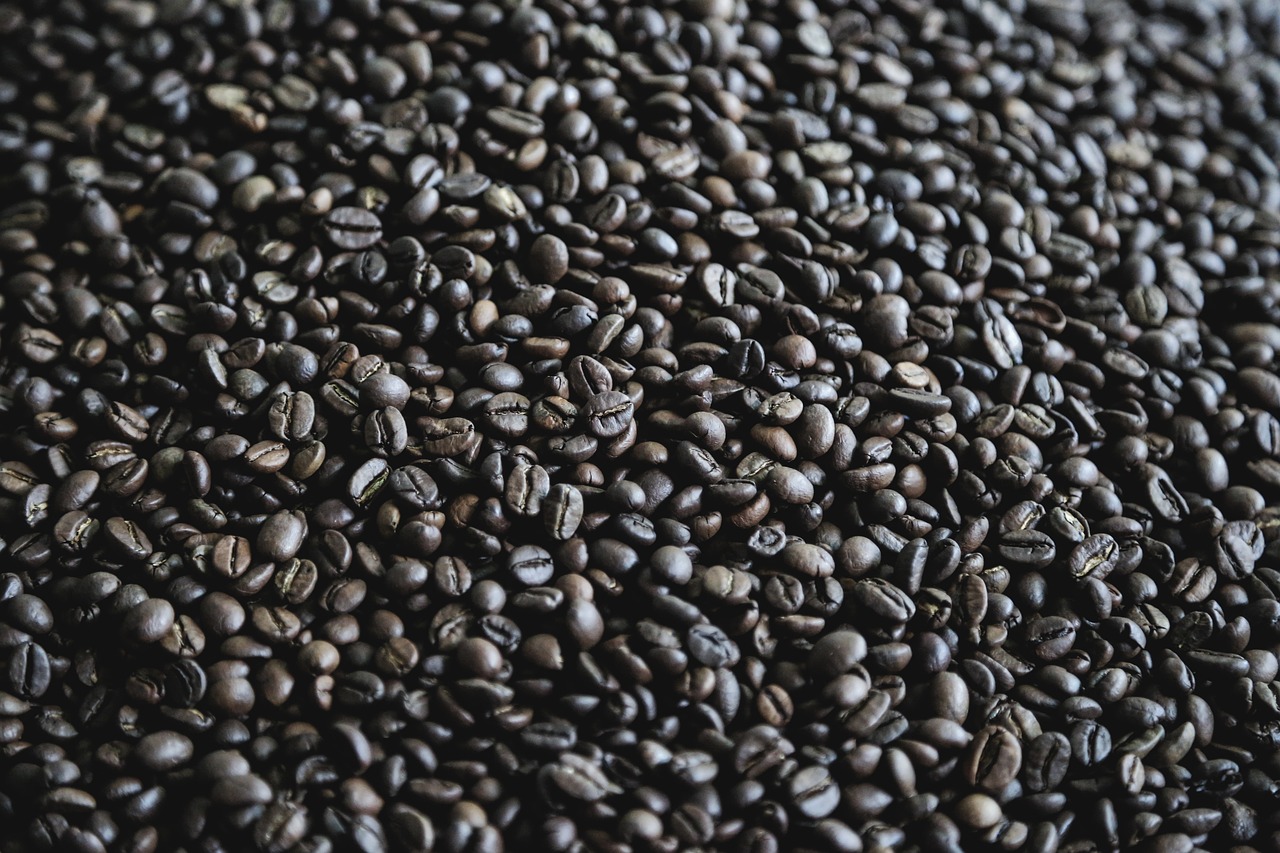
[581,390,634,438]
[163,659,207,708]
[508,545,555,586]
[687,623,739,668]
[267,391,316,442]
[122,599,175,644]
[999,529,1057,567]
[364,407,408,457]
[8,641,51,698]
[133,731,194,771]
[348,458,391,508]
[789,765,839,819]
[210,535,252,579]
[1022,732,1071,793]
[567,356,613,399]
[964,726,1023,791]
[324,207,383,250]
[482,392,530,438]
[852,578,916,623]
[421,418,480,457]
[244,440,290,473]
[529,234,569,283]
[383,467,437,513]
[1141,464,1189,522]
[2,593,52,635]
[158,167,219,210]
[1214,520,1262,580]
[1068,534,1119,581]
[1070,720,1112,767]
[805,630,866,679]
[102,517,153,560]
[258,510,306,562]
[1025,616,1076,661]
[544,754,617,802]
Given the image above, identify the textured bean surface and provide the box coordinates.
[3,0,1280,852]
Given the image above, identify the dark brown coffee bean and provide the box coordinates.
[482,392,531,438]
[324,207,383,250]
[508,545,555,587]
[421,418,480,457]
[505,463,549,517]
[1068,534,1119,581]
[348,458,391,508]
[122,599,175,644]
[1024,616,1076,661]
[245,440,290,473]
[212,535,252,579]
[8,641,51,698]
[999,529,1057,567]
[364,406,409,457]
[258,510,306,562]
[805,630,866,679]
[581,390,634,438]
[851,578,916,623]
[789,765,839,819]
[1022,732,1071,792]
[543,753,617,802]
[267,391,316,442]
[102,517,153,560]
[133,731,194,771]
[963,726,1023,791]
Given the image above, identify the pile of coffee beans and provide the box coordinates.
[5,0,1280,850]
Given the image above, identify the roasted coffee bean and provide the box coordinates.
[324,208,383,250]
[963,726,1023,791]
[1070,720,1112,767]
[505,463,550,517]
[8,641,51,698]
[348,458,391,508]
[789,765,840,819]
[1022,732,1071,793]
[212,535,252,579]
[687,623,740,668]
[245,441,290,473]
[1,594,53,635]
[1025,616,1076,661]
[258,511,306,562]
[508,545,555,586]
[267,391,316,442]
[122,599,175,645]
[999,529,1057,567]
[388,466,440,511]
[540,481,581,535]
[543,753,617,802]
[808,630,867,678]
[164,659,208,708]
[852,578,916,623]
[1068,534,1120,581]
[364,407,408,457]
[581,391,634,438]
[102,517,153,560]
[133,731,194,771]
[421,418,479,457]
[482,392,530,438]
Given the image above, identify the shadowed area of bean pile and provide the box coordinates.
[3,0,1280,850]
